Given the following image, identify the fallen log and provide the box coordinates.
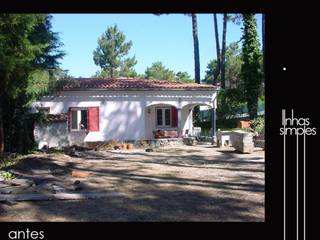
[0,192,126,202]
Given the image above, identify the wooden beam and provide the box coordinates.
[0,192,126,202]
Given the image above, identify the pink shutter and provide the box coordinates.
[171,106,177,127]
[88,107,99,131]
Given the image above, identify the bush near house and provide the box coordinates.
[196,118,239,136]
[251,117,265,135]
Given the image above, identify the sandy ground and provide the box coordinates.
[0,145,265,222]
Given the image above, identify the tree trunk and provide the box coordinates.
[18,113,24,154]
[262,13,265,74]
[248,101,258,119]
[191,14,200,84]
[221,14,228,89]
[213,14,221,84]
[0,100,4,154]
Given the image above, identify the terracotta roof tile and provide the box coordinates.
[62,78,218,91]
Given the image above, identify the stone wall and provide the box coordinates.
[83,138,185,150]
[217,130,254,153]
[34,122,69,149]
[231,131,254,153]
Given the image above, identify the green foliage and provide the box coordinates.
[144,61,176,80]
[93,57,138,78]
[0,14,64,154]
[203,59,217,84]
[0,14,42,98]
[204,42,243,87]
[229,14,243,25]
[93,25,136,78]
[192,106,201,126]
[26,70,50,102]
[0,153,20,169]
[217,118,238,130]
[118,57,138,77]
[29,15,65,70]
[241,14,263,119]
[175,71,194,83]
[136,73,146,79]
[216,88,246,120]
[143,62,194,82]
[251,117,265,135]
[0,170,15,180]
[195,118,240,135]
[0,15,65,98]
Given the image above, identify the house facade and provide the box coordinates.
[32,78,219,149]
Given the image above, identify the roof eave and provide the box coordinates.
[62,87,218,91]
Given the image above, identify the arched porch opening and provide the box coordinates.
[144,101,216,142]
[181,103,216,141]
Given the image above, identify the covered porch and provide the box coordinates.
[144,98,217,141]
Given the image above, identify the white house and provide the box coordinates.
[32,78,219,148]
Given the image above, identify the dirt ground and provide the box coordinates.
[0,145,265,222]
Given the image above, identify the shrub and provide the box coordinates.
[216,88,246,120]
[0,170,15,180]
[0,153,20,169]
[251,117,265,135]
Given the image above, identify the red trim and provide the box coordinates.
[88,107,99,132]
[171,107,177,127]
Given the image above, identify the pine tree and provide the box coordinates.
[191,14,200,84]
[93,25,136,78]
[0,14,64,153]
[241,14,262,119]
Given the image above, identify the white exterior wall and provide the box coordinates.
[34,122,69,149]
[32,90,216,143]
[145,105,156,139]
[181,107,192,133]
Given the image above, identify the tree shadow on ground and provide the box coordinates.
[74,149,265,174]
[0,148,264,222]
[0,187,264,222]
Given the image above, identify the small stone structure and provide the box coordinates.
[83,138,185,150]
[217,131,232,147]
[183,137,197,146]
[217,130,254,153]
[231,131,254,153]
[254,134,265,149]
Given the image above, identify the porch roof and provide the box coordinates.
[62,78,219,91]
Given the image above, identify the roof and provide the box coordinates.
[62,78,219,91]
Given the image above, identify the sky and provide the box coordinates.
[51,14,262,79]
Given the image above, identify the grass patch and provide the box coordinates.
[0,154,20,169]
[0,154,18,180]
[218,127,253,132]
[0,170,15,180]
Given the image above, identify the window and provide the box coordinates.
[70,108,88,130]
[157,109,163,126]
[156,108,171,127]
[165,109,171,125]
[80,110,88,129]
[71,110,78,129]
